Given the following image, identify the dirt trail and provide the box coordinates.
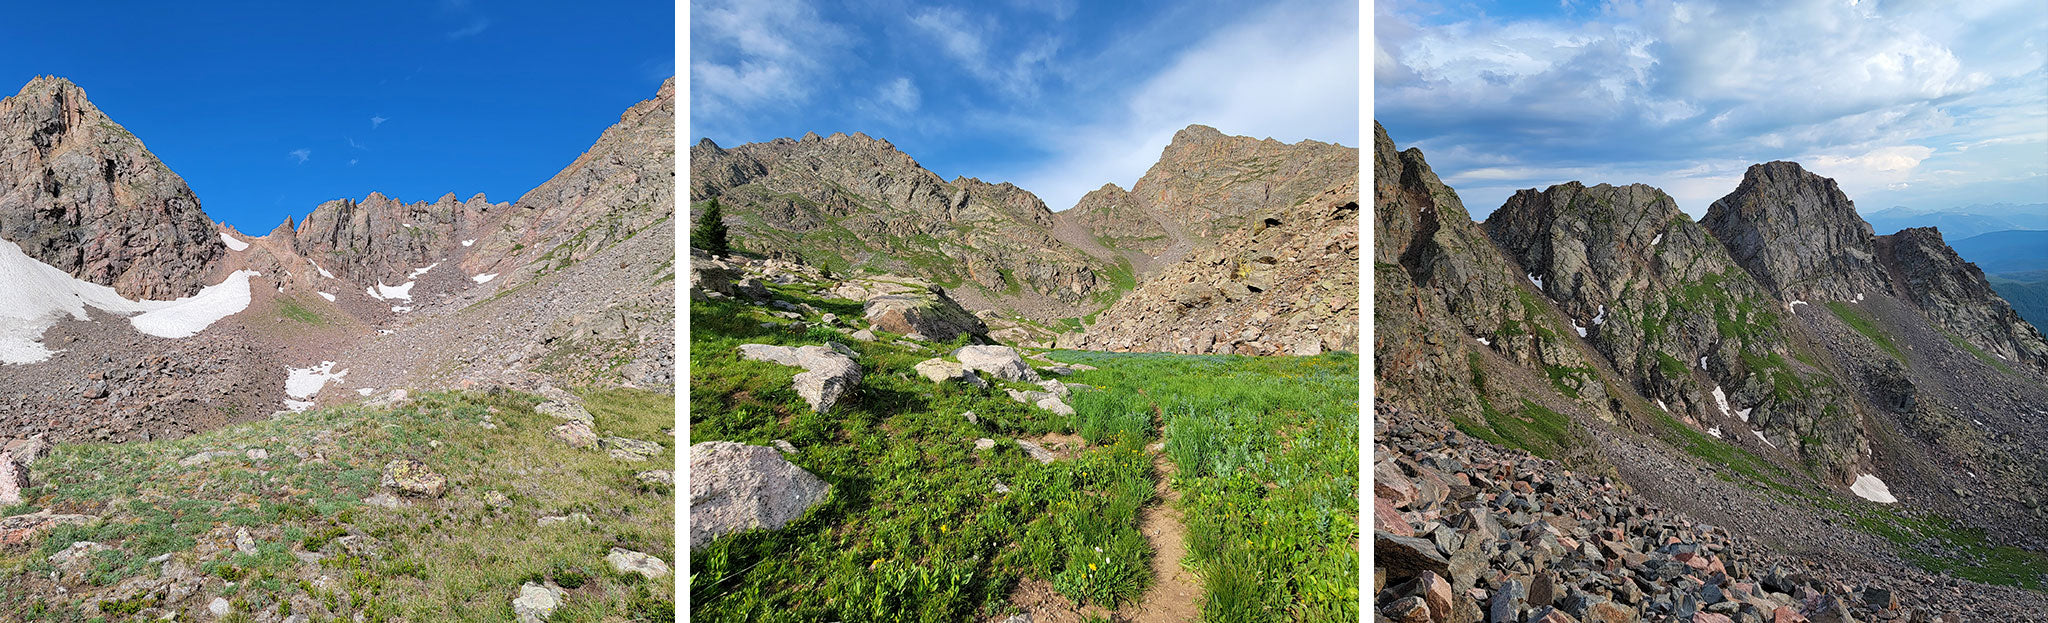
[1119,435,1202,621]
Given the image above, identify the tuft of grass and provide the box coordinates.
[1825,302,1905,362]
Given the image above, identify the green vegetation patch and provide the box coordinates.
[1825,302,1905,362]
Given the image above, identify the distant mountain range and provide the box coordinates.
[1863,204,2048,239]
[1948,229,2048,333]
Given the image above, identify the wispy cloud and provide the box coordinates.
[370,115,387,129]
[875,77,920,113]
[446,18,489,39]
[288,149,311,165]
[690,0,849,127]
[909,7,1059,99]
[348,159,359,167]
[346,136,369,151]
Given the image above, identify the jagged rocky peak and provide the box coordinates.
[292,191,502,283]
[1703,161,1892,302]
[1135,122,1359,241]
[1879,226,2048,374]
[0,75,225,299]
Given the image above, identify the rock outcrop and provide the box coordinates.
[1877,227,2048,374]
[1703,162,1892,303]
[1071,179,1360,356]
[689,441,831,548]
[736,344,861,413]
[292,192,503,285]
[1056,124,1359,275]
[0,76,224,299]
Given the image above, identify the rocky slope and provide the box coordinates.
[1066,179,1359,356]
[1374,120,2048,609]
[1055,125,1357,277]
[0,76,224,299]
[689,132,1110,321]
[1877,227,2048,374]
[0,75,675,443]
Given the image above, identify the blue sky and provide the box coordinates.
[690,0,1360,213]
[0,1,672,233]
[1376,0,2048,219]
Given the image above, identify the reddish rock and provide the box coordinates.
[1376,496,1414,537]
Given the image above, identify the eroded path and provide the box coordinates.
[1120,445,1202,622]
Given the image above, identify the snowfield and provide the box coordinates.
[220,232,250,251]
[472,273,497,284]
[1851,474,1898,504]
[318,291,336,302]
[1527,273,1544,288]
[367,281,416,301]
[1,238,256,364]
[284,361,347,412]
[462,239,476,247]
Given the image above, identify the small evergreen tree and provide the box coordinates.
[695,198,730,257]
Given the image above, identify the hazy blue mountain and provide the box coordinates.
[1950,229,2048,275]
[1988,270,2048,334]
[1864,204,2048,238]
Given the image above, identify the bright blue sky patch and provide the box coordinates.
[0,1,672,233]
[1376,0,2048,219]
[691,0,1360,213]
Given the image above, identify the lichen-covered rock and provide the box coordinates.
[736,344,862,412]
[689,441,830,547]
[862,284,988,343]
[380,459,445,498]
[913,358,985,387]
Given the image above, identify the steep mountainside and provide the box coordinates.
[1374,122,2048,618]
[689,132,1111,321]
[0,76,675,442]
[1703,162,1894,303]
[1056,125,1356,276]
[1067,180,1359,356]
[1485,181,1865,477]
[0,76,224,299]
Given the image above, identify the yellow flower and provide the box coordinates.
[1088,563,1097,571]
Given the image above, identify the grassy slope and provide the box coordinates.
[0,389,675,622]
[689,283,1357,622]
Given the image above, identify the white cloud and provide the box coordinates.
[289,149,311,165]
[1010,0,1359,212]
[875,77,920,113]
[691,0,849,121]
[370,115,387,129]
[909,7,1059,99]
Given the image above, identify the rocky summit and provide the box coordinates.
[1375,120,2048,619]
[0,76,224,300]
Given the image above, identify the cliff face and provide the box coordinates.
[292,192,503,285]
[1703,161,1893,303]
[0,76,224,299]
[1484,182,1864,474]
[1069,180,1359,356]
[1878,227,2048,374]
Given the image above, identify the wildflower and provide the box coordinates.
[1088,563,1096,571]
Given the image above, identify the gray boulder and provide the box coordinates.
[737,344,862,412]
[955,345,1040,382]
[689,441,831,548]
[913,358,986,387]
[862,285,988,343]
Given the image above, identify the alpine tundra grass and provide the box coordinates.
[0,389,675,622]
[689,283,1359,622]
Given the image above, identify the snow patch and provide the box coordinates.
[220,232,250,251]
[317,292,335,302]
[1655,399,1668,412]
[367,281,415,301]
[408,263,439,279]
[1527,273,1544,288]
[1571,318,1588,338]
[285,361,346,399]
[1711,385,1733,417]
[1,239,261,362]
[472,273,497,284]
[1788,300,1807,314]
[1855,292,1865,302]
[1850,474,1897,504]
[1707,426,1723,438]
[391,306,413,313]
[309,260,334,279]
[1736,406,1752,422]
[1592,304,1607,326]
[1651,233,1663,246]
[1699,356,1708,370]
[284,399,315,412]
[357,388,376,396]
[461,239,476,247]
